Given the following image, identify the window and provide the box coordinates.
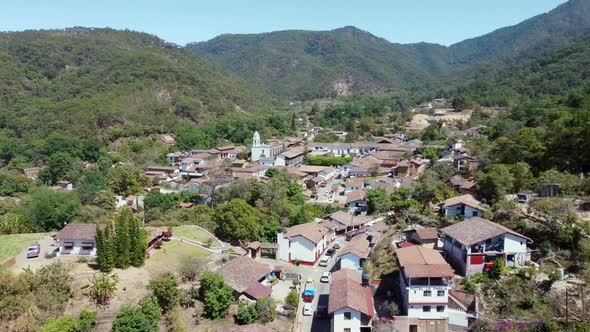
[437,306,445,312]
[344,329,351,332]
[423,306,431,312]
[423,290,432,296]
[344,312,352,320]
[437,290,445,296]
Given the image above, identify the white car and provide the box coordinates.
[303,303,313,316]
[318,256,331,267]
[320,272,331,283]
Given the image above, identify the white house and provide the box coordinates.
[327,211,368,232]
[441,217,532,276]
[277,220,335,265]
[395,246,455,330]
[251,131,284,162]
[318,167,336,180]
[274,147,305,167]
[338,233,371,271]
[328,269,375,332]
[441,194,484,219]
[346,190,368,213]
[345,177,364,193]
[55,223,97,256]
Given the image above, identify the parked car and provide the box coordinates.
[303,303,313,316]
[320,272,331,283]
[315,305,329,319]
[333,240,343,249]
[318,256,331,267]
[326,248,336,256]
[26,244,40,258]
[318,183,327,188]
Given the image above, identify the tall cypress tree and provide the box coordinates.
[115,208,132,269]
[95,223,108,272]
[129,217,147,267]
[99,221,115,272]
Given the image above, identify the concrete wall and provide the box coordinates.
[407,304,448,320]
[277,231,290,261]
[448,309,468,327]
[59,239,96,256]
[443,237,467,275]
[290,236,318,263]
[332,308,361,332]
[504,233,528,266]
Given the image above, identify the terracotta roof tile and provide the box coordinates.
[396,246,454,278]
[328,269,375,316]
[217,256,272,293]
[442,194,482,209]
[441,217,531,246]
[56,224,96,241]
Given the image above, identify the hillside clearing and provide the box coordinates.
[0,233,49,264]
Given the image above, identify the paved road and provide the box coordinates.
[299,239,342,332]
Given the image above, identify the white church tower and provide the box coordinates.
[253,131,261,147]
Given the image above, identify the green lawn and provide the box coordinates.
[147,240,211,274]
[172,226,222,247]
[0,233,49,263]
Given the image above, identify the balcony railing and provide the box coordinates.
[470,241,503,253]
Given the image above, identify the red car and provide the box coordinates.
[318,183,327,188]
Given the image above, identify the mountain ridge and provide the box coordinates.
[188,0,590,100]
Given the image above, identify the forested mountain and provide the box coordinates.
[188,26,447,100]
[188,0,590,100]
[447,30,590,106]
[0,28,276,163]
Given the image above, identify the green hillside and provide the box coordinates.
[188,0,590,100]
[0,28,272,164]
[188,26,446,100]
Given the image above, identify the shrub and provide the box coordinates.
[200,272,234,319]
[179,257,206,282]
[112,297,162,332]
[285,290,299,310]
[236,302,258,325]
[256,297,276,323]
[83,273,119,306]
[148,273,180,313]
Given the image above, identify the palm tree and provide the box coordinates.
[83,273,119,306]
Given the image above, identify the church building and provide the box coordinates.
[251,131,284,162]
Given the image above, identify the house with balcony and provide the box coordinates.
[441,217,532,276]
[395,246,454,331]
[346,190,368,213]
[328,269,375,332]
[440,194,484,219]
[396,246,455,331]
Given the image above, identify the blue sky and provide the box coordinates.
[1,0,567,46]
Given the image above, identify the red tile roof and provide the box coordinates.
[56,223,96,241]
[328,269,375,316]
[217,256,272,293]
[346,190,366,204]
[442,194,482,209]
[244,282,272,300]
[396,246,454,278]
[441,217,531,246]
[285,221,333,244]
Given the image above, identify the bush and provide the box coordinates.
[112,297,162,332]
[179,257,206,282]
[236,302,258,325]
[40,310,96,332]
[148,273,180,313]
[539,240,552,257]
[489,258,505,279]
[285,290,299,310]
[200,272,234,319]
[256,297,276,323]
